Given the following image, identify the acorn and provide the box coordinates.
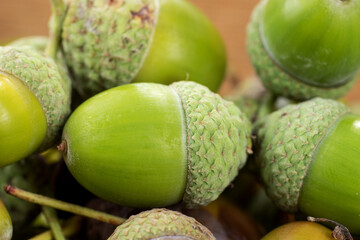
[261,221,333,240]
[0,198,12,240]
[108,208,215,240]
[60,81,252,209]
[0,46,71,166]
[59,0,226,98]
[247,0,360,100]
[255,98,360,233]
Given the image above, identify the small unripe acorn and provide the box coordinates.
[61,81,252,209]
[247,0,360,100]
[0,198,12,240]
[60,0,226,98]
[108,208,215,240]
[0,46,71,167]
[261,221,333,240]
[255,98,360,233]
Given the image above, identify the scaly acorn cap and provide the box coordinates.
[7,36,49,52]
[255,98,350,212]
[60,0,226,98]
[108,208,215,240]
[0,46,71,151]
[246,0,358,101]
[7,36,68,70]
[62,0,158,98]
[170,81,252,208]
[61,81,252,209]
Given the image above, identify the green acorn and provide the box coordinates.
[0,198,12,240]
[108,208,215,240]
[0,46,71,167]
[247,0,360,100]
[255,98,360,233]
[59,0,226,98]
[60,81,252,209]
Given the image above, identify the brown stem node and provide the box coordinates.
[57,140,67,153]
[307,216,353,240]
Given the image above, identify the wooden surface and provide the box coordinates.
[0,0,359,100]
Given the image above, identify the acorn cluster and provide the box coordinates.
[0,0,359,239]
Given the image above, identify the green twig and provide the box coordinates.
[46,0,67,59]
[4,185,125,225]
[29,216,82,240]
[42,206,66,240]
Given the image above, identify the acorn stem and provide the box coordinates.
[46,0,66,59]
[4,185,125,225]
[29,216,82,240]
[42,206,66,240]
[57,140,67,153]
[307,216,353,240]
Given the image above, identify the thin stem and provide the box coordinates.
[42,206,66,240]
[46,0,67,59]
[29,216,82,240]
[4,185,125,225]
[307,216,353,240]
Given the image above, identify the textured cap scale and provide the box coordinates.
[170,81,252,208]
[108,208,215,240]
[62,0,159,97]
[255,98,350,212]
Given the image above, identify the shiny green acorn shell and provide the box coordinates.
[108,209,215,240]
[0,46,71,166]
[0,199,12,240]
[247,0,359,100]
[61,0,226,98]
[255,98,360,234]
[61,81,252,209]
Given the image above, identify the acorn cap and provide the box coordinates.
[7,36,48,52]
[0,46,71,150]
[62,0,159,97]
[255,98,350,212]
[108,208,215,240]
[170,81,252,208]
[247,1,358,101]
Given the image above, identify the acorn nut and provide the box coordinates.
[255,98,360,234]
[59,0,227,98]
[261,221,334,240]
[0,198,12,240]
[0,46,71,167]
[247,0,360,100]
[60,81,252,209]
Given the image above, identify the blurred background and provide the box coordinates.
[0,0,359,101]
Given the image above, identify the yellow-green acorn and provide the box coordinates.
[255,98,360,233]
[261,221,333,240]
[0,46,71,167]
[60,81,252,209]
[247,0,360,100]
[60,0,226,98]
[0,198,12,240]
[108,208,215,240]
